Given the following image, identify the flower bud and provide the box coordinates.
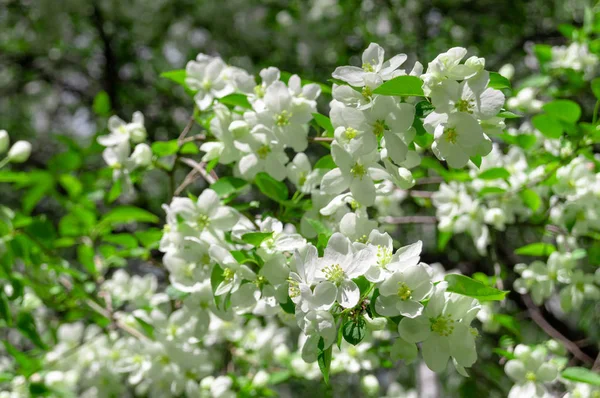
[252,370,269,388]
[7,141,32,163]
[360,375,380,396]
[131,143,152,167]
[396,167,415,189]
[364,313,387,330]
[0,130,9,154]
[465,56,485,71]
[499,63,515,80]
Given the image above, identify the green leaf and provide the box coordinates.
[478,167,510,180]
[497,110,522,118]
[241,232,273,247]
[514,242,556,256]
[77,243,96,275]
[268,370,291,385]
[373,75,424,96]
[166,285,191,300]
[312,113,334,136]
[58,174,82,198]
[151,140,179,157]
[93,91,111,116]
[542,100,581,124]
[532,114,562,139]
[17,312,46,349]
[342,317,367,345]
[106,179,122,203]
[478,186,506,196]
[305,218,332,237]
[592,78,600,100]
[218,93,251,109]
[438,231,452,251]
[255,172,288,202]
[561,367,600,386]
[179,141,199,155]
[314,154,336,170]
[279,296,295,314]
[23,175,54,214]
[470,155,482,168]
[520,189,541,212]
[317,338,332,384]
[210,176,248,198]
[488,72,511,90]
[99,206,159,227]
[534,44,553,64]
[205,157,219,173]
[444,274,508,301]
[160,69,187,86]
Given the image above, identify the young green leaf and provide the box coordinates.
[444,274,508,301]
[478,167,510,180]
[241,231,273,247]
[317,338,333,384]
[488,72,511,90]
[561,367,600,386]
[514,242,556,256]
[373,75,425,96]
[312,113,334,136]
[210,176,248,198]
[519,189,542,212]
[542,100,581,124]
[255,172,289,202]
[532,114,563,139]
[342,317,367,345]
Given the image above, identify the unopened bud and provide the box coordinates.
[7,141,32,163]
[131,143,152,167]
[0,130,9,154]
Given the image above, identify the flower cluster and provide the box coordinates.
[97,112,152,193]
[514,250,600,311]
[432,144,542,253]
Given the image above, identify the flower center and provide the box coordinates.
[254,85,265,98]
[350,163,367,178]
[431,315,455,336]
[525,372,537,382]
[344,127,358,140]
[202,80,212,91]
[223,268,235,281]
[397,282,412,300]
[275,110,292,126]
[373,119,387,136]
[323,264,345,285]
[298,172,307,186]
[455,99,474,113]
[444,127,458,144]
[377,246,392,267]
[257,145,271,159]
[362,86,373,100]
[356,234,369,244]
[362,62,375,72]
[288,279,300,298]
[196,214,211,229]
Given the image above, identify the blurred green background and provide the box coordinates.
[0,0,591,210]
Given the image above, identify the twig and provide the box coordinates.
[381,216,437,224]
[179,157,217,184]
[180,134,206,144]
[415,177,444,185]
[174,168,200,196]
[178,115,196,144]
[523,294,594,365]
[310,137,334,143]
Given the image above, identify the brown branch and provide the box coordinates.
[178,115,196,144]
[523,294,594,365]
[381,215,437,224]
[91,3,119,111]
[179,157,217,184]
[310,137,334,143]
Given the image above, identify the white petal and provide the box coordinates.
[337,279,360,308]
[398,316,431,343]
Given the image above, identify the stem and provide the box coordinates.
[0,157,10,169]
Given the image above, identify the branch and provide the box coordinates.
[91,4,119,110]
[381,215,437,224]
[178,115,196,144]
[179,157,218,184]
[523,294,594,365]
